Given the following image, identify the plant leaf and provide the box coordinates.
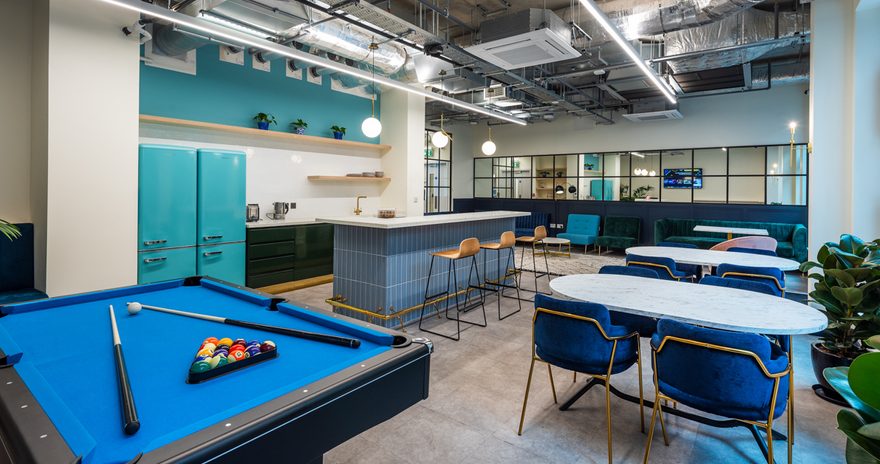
[839,409,880,461]
[833,248,867,269]
[834,286,865,307]
[859,422,880,441]
[829,269,858,287]
[851,353,880,411]
[867,335,880,350]
[846,438,880,464]
[825,367,880,422]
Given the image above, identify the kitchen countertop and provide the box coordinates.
[245,217,319,228]
[315,211,530,229]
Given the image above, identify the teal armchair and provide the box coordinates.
[557,214,600,252]
[596,216,641,254]
[654,218,808,262]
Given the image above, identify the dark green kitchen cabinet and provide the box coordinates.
[245,223,333,288]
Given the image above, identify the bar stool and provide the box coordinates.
[480,231,522,320]
[515,225,551,297]
[418,237,488,341]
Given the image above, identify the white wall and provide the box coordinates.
[380,89,425,216]
[39,0,140,296]
[852,2,880,238]
[453,84,809,199]
[0,0,33,223]
[31,0,49,291]
[139,135,384,218]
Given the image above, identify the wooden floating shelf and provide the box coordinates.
[139,115,392,156]
[307,176,392,182]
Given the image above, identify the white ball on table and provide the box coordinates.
[126,302,143,315]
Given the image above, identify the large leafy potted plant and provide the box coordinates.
[824,339,880,463]
[0,219,21,241]
[800,234,880,403]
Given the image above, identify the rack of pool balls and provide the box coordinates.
[187,337,277,383]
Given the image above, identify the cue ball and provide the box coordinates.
[127,302,142,315]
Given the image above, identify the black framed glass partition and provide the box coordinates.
[424,130,452,213]
[473,144,808,206]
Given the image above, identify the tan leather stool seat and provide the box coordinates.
[516,225,548,243]
[432,237,480,260]
[480,231,516,250]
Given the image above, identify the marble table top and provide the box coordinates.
[693,225,769,236]
[550,274,826,335]
[542,237,570,244]
[316,211,529,229]
[626,246,800,271]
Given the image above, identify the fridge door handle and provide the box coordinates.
[143,239,167,246]
[203,235,224,241]
[143,257,167,264]
[203,251,224,257]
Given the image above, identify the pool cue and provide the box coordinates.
[127,302,361,349]
[109,305,140,435]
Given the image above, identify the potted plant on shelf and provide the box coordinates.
[633,185,654,199]
[290,119,308,135]
[331,125,346,140]
[800,234,880,403]
[0,219,21,241]
[823,339,880,463]
[253,113,277,130]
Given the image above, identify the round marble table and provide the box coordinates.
[625,246,801,271]
[549,274,826,335]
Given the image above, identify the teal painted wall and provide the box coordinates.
[140,45,378,143]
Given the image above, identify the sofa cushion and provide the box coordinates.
[557,233,596,246]
[664,236,725,248]
[596,236,637,250]
[776,242,794,258]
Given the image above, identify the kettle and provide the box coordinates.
[246,204,260,222]
[268,202,289,220]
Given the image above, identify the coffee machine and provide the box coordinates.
[268,202,289,220]
[246,204,260,222]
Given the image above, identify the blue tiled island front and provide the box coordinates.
[316,211,530,327]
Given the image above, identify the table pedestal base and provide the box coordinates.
[559,377,786,462]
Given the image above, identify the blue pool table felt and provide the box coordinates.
[0,280,393,463]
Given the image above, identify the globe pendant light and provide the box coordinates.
[361,40,382,138]
[432,114,451,148]
[481,126,496,155]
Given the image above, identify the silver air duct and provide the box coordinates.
[153,23,212,56]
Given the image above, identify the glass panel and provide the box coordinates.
[474,158,492,177]
[512,157,532,177]
[580,178,613,200]
[513,177,532,199]
[631,176,660,201]
[694,177,727,203]
[729,147,765,175]
[493,175,512,199]
[766,145,807,175]
[533,176,556,200]
[630,152,660,177]
[766,176,807,205]
[437,188,451,211]
[475,178,492,197]
[661,149,692,170]
[553,155,577,179]
[533,155,554,179]
[551,178,579,200]
[694,148,728,175]
[424,160,450,188]
[729,176,765,204]
[660,150,693,203]
[610,177,630,201]
[492,157,512,177]
[581,154,603,177]
[604,153,630,177]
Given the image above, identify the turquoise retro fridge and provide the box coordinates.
[137,145,245,286]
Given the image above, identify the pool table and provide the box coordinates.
[0,277,431,463]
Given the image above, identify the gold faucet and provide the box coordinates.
[354,195,367,215]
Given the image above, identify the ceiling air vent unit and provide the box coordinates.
[621,109,684,122]
[466,9,580,70]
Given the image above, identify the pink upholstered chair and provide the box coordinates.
[710,236,778,252]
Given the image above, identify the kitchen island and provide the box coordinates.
[316,211,530,327]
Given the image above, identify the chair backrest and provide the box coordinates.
[533,225,547,241]
[599,265,662,279]
[716,263,785,295]
[699,275,777,296]
[565,214,600,235]
[656,241,698,249]
[533,294,624,368]
[709,236,778,252]
[498,231,516,248]
[625,253,680,280]
[458,237,481,258]
[728,247,777,257]
[652,319,789,421]
[604,216,641,239]
[0,223,35,292]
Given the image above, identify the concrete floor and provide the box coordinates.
[281,273,844,464]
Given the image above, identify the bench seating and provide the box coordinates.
[654,218,807,262]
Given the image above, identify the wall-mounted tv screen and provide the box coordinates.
[663,168,703,189]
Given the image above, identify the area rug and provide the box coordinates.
[513,247,625,276]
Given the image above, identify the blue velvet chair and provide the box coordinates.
[716,263,786,297]
[700,276,791,353]
[599,265,660,337]
[625,254,696,282]
[644,319,792,464]
[558,214,600,253]
[728,247,778,257]
[656,241,702,279]
[519,295,644,464]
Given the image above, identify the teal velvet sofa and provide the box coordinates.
[654,218,807,262]
[596,216,641,253]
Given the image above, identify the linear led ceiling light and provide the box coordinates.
[99,0,527,126]
[577,0,677,104]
